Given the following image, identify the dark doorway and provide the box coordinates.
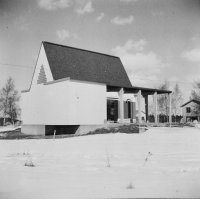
[107,99,118,122]
[128,101,131,118]
[186,116,198,122]
[45,125,79,136]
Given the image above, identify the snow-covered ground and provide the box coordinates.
[0,126,21,132]
[0,127,200,198]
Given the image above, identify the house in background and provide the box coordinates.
[21,41,171,136]
[181,99,200,122]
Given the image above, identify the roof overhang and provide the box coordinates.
[107,85,172,95]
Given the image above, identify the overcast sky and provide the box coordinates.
[1,0,200,101]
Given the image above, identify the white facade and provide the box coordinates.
[22,79,107,126]
[21,42,157,135]
[21,44,107,135]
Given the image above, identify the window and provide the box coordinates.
[186,107,191,113]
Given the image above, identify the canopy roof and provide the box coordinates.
[107,85,172,95]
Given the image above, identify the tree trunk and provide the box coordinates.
[3,116,5,126]
[12,119,15,126]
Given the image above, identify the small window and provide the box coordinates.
[186,107,191,113]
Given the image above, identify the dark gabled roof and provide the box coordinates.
[43,41,132,88]
[180,99,200,107]
[125,86,172,94]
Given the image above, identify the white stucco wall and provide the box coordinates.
[43,80,70,125]
[22,84,45,125]
[22,43,106,126]
[68,80,106,125]
[22,79,106,125]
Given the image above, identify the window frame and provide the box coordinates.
[186,107,191,113]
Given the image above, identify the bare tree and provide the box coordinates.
[156,81,170,115]
[190,79,200,114]
[171,83,183,120]
[0,77,20,126]
[148,103,154,115]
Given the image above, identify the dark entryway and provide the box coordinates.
[107,99,118,122]
[45,125,79,136]
[127,101,131,118]
[186,116,198,122]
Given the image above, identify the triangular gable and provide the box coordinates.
[180,99,200,107]
[29,43,54,90]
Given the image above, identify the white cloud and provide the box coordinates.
[96,13,104,21]
[111,15,134,25]
[129,73,159,88]
[181,48,200,62]
[56,29,78,41]
[75,1,94,15]
[57,29,70,41]
[111,39,166,87]
[14,16,29,31]
[37,0,71,10]
[151,11,163,17]
[117,51,165,73]
[112,39,148,54]
[191,37,198,42]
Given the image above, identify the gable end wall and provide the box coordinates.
[30,44,54,89]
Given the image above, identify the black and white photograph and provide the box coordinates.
[0,0,200,198]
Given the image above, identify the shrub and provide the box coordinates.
[6,122,12,126]
[25,158,35,167]
[127,182,134,189]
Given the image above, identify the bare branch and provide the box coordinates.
[0,77,20,126]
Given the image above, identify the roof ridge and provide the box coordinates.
[180,99,200,107]
[43,41,119,59]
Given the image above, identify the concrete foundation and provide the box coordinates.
[75,125,105,135]
[22,125,45,135]
[22,124,105,136]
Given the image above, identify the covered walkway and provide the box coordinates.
[107,85,172,124]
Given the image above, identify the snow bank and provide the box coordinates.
[0,126,21,132]
[0,127,200,198]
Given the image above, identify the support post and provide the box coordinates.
[118,88,124,123]
[144,95,148,122]
[169,93,172,127]
[137,90,142,123]
[153,92,158,123]
[132,95,137,121]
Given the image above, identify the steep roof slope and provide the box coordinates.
[43,42,132,88]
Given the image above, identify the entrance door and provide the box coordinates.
[107,100,118,122]
[128,101,131,118]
